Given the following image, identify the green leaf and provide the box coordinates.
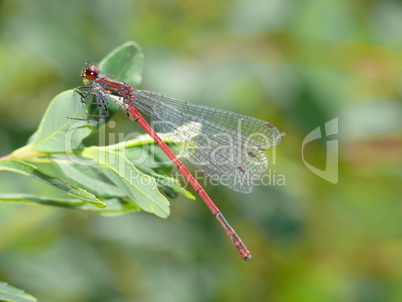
[109,123,201,200]
[25,90,92,152]
[80,147,170,218]
[50,155,126,198]
[0,194,140,215]
[124,146,195,200]
[0,160,105,208]
[99,41,144,87]
[0,281,37,302]
[88,128,196,199]
[51,152,194,201]
[150,173,195,200]
[0,193,86,207]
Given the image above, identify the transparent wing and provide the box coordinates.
[132,90,281,193]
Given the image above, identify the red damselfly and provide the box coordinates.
[73,65,281,260]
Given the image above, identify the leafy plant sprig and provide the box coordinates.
[0,41,194,219]
[0,281,37,302]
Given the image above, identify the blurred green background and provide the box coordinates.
[0,0,401,301]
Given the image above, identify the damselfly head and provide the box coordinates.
[81,65,100,81]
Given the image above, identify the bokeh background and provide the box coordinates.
[0,0,401,301]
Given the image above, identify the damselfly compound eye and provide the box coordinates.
[84,65,99,80]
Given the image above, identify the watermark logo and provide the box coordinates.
[63,117,285,189]
[302,118,338,183]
